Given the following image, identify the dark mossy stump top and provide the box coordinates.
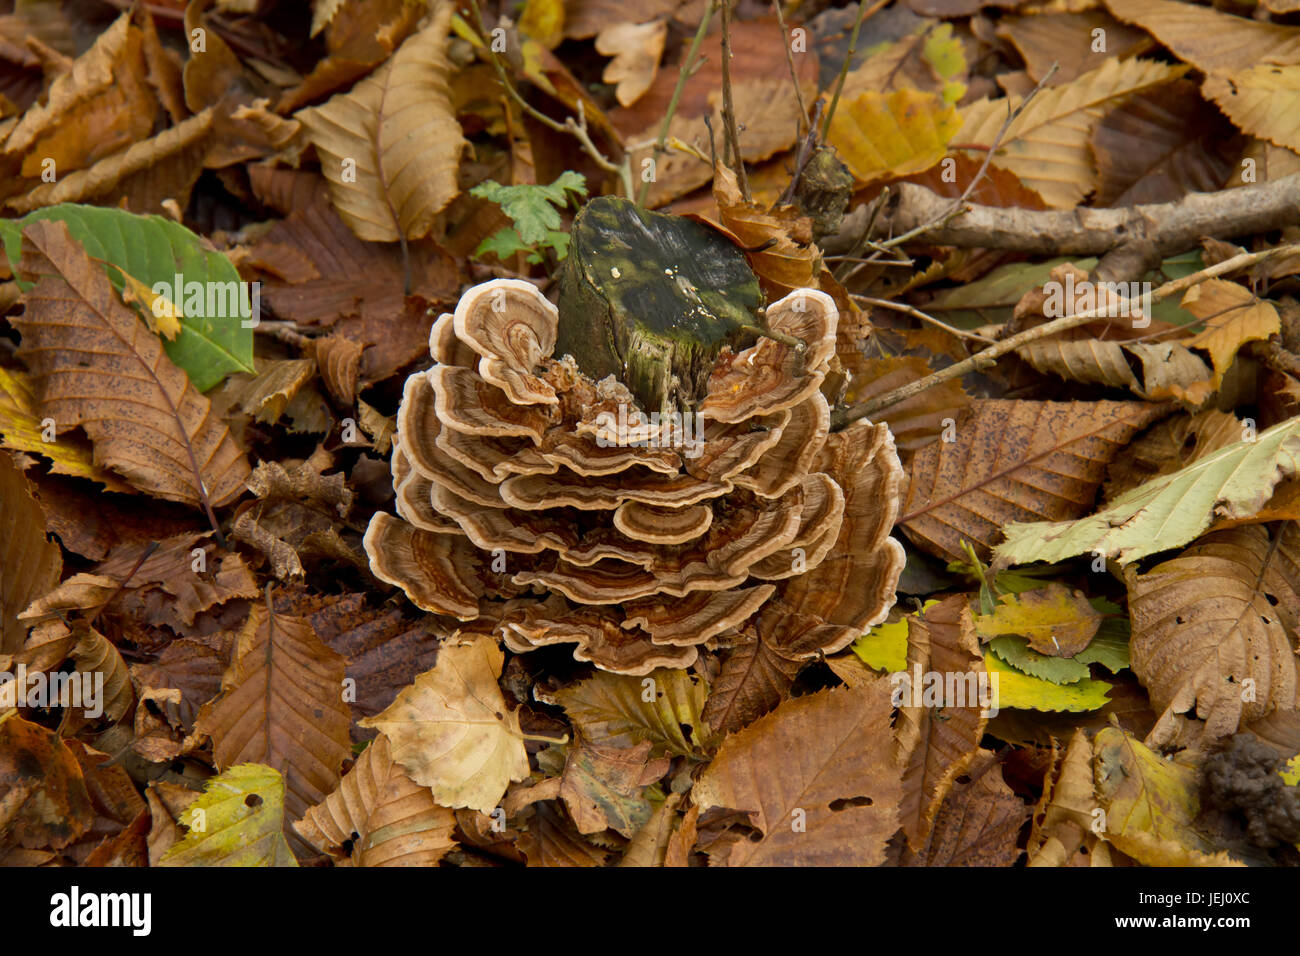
[556,196,765,416]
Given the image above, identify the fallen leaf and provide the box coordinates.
[12,219,251,509]
[692,682,902,865]
[359,636,531,813]
[158,763,298,866]
[297,3,465,241]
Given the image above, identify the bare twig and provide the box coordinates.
[468,0,632,198]
[636,0,719,207]
[820,0,891,140]
[852,295,995,343]
[772,0,810,135]
[833,242,1300,428]
[719,0,750,201]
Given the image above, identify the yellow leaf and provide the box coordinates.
[1204,64,1300,156]
[118,270,181,340]
[827,88,960,185]
[974,583,1101,656]
[0,367,133,493]
[159,764,298,867]
[1180,279,1280,387]
[956,58,1185,208]
[984,652,1111,712]
[1094,727,1244,866]
[518,0,565,50]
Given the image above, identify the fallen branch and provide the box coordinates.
[832,241,1300,428]
[858,173,1300,283]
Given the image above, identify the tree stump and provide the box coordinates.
[556,196,764,415]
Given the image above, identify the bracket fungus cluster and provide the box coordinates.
[364,276,906,675]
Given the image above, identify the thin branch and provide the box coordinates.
[636,0,719,207]
[468,0,632,197]
[772,0,810,135]
[820,0,891,140]
[832,242,1300,428]
[852,295,995,343]
[719,0,750,200]
[877,62,1059,252]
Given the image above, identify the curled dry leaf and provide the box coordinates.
[894,596,988,854]
[1125,524,1300,746]
[1026,729,1110,867]
[358,635,531,814]
[295,734,457,867]
[12,219,251,509]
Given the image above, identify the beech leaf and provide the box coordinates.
[692,683,902,865]
[994,415,1300,566]
[11,219,252,508]
[296,3,465,242]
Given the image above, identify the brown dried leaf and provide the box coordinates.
[1026,730,1110,867]
[902,750,1027,866]
[0,452,60,653]
[295,733,457,866]
[193,602,352,851]
[701,634,803,737]
[1126,524,1300,746]
[901,399,1168,562]
[12,219,250,509]
[692,682,901,865]
[595,19,666,108]
[296,2,465,241]
[0,712,93,849]
[840,355,971,455]
[894,596,988,853]
[559,737,669,837]
[1091,80,1241,207]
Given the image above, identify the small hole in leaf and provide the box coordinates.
[829,796,873,811]
[245,794,263,808]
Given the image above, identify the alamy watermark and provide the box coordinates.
[1043,271,1151,328]
[150,275,260,328]
[890,665,1000,718]
[0,663,103,719]
[594,404,704,458]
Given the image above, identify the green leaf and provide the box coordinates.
[474,227,534,262]
[469,171,587,245]
[921,23,967,104]
[1073,598,1131,673]
[984,651,1111,712]
[158,764,297,867]
[994,415,1300,567]
[988,636,1092,685]
[0,204,255,391]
